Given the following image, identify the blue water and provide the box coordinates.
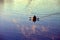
[0,3,60,40]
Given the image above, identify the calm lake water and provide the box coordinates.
[0,0,60,40]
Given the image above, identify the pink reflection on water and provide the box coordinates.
[16,24,60,40]
[31,25,36,33]
[51,34,55,40]
[19,24,37,37]
[41,26,49,32]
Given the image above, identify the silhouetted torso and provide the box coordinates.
[33,15,36,22]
